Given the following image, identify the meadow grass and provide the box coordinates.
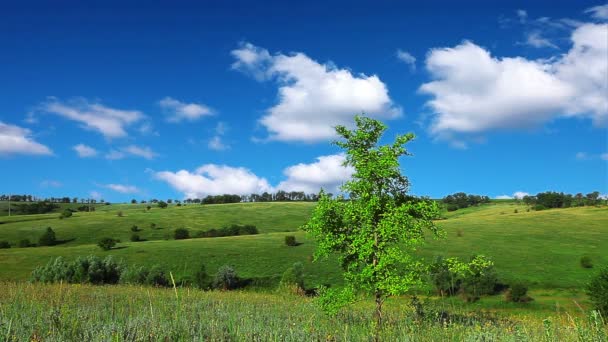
[0,282,605,341]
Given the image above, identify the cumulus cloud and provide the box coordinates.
[41,98,144,138]
[495,195,512,199]
[513,191,530,199]
[585,4,608,20]
[159,97,213,123]
[154,165,273,199]
[105,145,157,160]
[208,122,229,151]
[104,184,140,194]
[396,49,416,70]
[73,144,97,158]
[0,121,52,156]
[420,22,608,146]
[277,154,354,194]
[231,42,401,142]
[524,31,558,48]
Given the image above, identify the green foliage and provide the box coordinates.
[213,265,239,290]
[586,264,608,317]
[0,240,10,249]
[30,255,123,284]
[59,209,73,219]
[195,264,210,290]
[146,265,170,287]
[158,201,168,209]
[302,116,440,322]
[38,227,57,246]
[174,228,190,240]
[279,262,304,291]
[505,283,532,303]
[98,237,118,251]
[284,235,297,246]
[429,255,499,302]
[581,256,593,269]
[195,224,258,238]
[18,239,32,248]
[130,233,141,242]
[130,225,140,232]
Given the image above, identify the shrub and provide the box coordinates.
[158,201,168,209]
[534,204,547,211]
[145,265,169,287]
[586,264,608,317]
[581,256,593,269]
[505,283,532,303]
[120,265,149,285]
[213,265,239,290]
[513,209,518,214]
[174,228,190,240]
[117,211,124,217]
[130,225,140,232]
[31,255,123,284]
[429,256,461,296]
[18,239,32,248]
[98,238,118,251]
[284,235,298,246]
[130,234,141,242]
[59,209,73,219]
[446,204,459,212]
[146,206,151,211]
[460,258,499,301]
[279,262,305,294]
[195,264,210,290]
[150,223,157,229]
[38,227,57,246]
[0,241,10,249]
[456,229,463,237]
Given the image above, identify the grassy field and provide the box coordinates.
[0,282,605,341]
[0,201,605,290]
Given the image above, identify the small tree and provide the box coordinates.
[117,211,124,217]
[38,227,57,246]
[284,235,297,246]
[279,262,305,293]
[0,241,10,249]
[195,264,210,290]
[302,116,440,338]
[174,228,190,240]
[59,209,73,219]
[130,233,141,242]
[130,225,140,232]
[158,201,168,209]
[213,265,239,290]
[98,238,118,251]
[18,239,32,248]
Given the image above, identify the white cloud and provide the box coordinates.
[231,42,401,142]
[42,98,144,138]
[420,22,608,145]
[277,154,354,194]
[495,195,512,199]
[89,191,102,200]
[105,145,157,160]
[41,180,62,188]
[104,184,140,194]
[517,9,528,23]
[396,49,416,70]
[0,121,53,156]
[73,144,97,158]
[208,136,228,151]
[513,191,530,199]
[159,97,213,123]
[155,165,273,199]
[575,151,590,160]
[601,152,608,160]
[524,31,558,48]
[585,4,608,20]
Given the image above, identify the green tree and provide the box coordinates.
[302,116,440,338]
[158,201,168,209]
[38,227,57,246]
[98,238,118,251]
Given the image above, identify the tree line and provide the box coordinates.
[1,194,104,204]
[522,191,604,209]
[131,191,323,205]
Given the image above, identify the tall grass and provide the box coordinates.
[0,282,605,341]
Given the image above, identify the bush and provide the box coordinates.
[446,204,459,212]
[279,262,305,294]
[198,225,258,238]
[146,206,151,211]
[98,238,118,251]
[130,234,141,242]
[505,283,533,303]
[581,256,593,269]
[586,265,608,317]
[59,209,73,219]
[150,223,157,229]
[195,264,210,290]
[30,255,123,285]
[18,239,32,248]
[38,227,57,246]
[120,265,149,285]
[0,241,10,249]
[534,204,547,211]
[158,201,168,209]
[429,256,461,296]
[117,211,124,217]
[284,235,298,246]
[174,228,190,240]
[130,225,140,232]
[145,265,169,287]
[213,265,239,290]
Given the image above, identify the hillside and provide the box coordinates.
[0,201,606,289]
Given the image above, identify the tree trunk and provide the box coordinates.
[374,291,383,342]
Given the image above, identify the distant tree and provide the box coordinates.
[59,209,73,219]
[174,228,190,240]
[98,238,118,251]
[0,241,10,249]
[213,265,239,290]
[158,201,168,209]
[38,227,57,246]
[167,199,173,204]
[131,199,137,204]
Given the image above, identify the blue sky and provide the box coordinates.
[1,0,607,202]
